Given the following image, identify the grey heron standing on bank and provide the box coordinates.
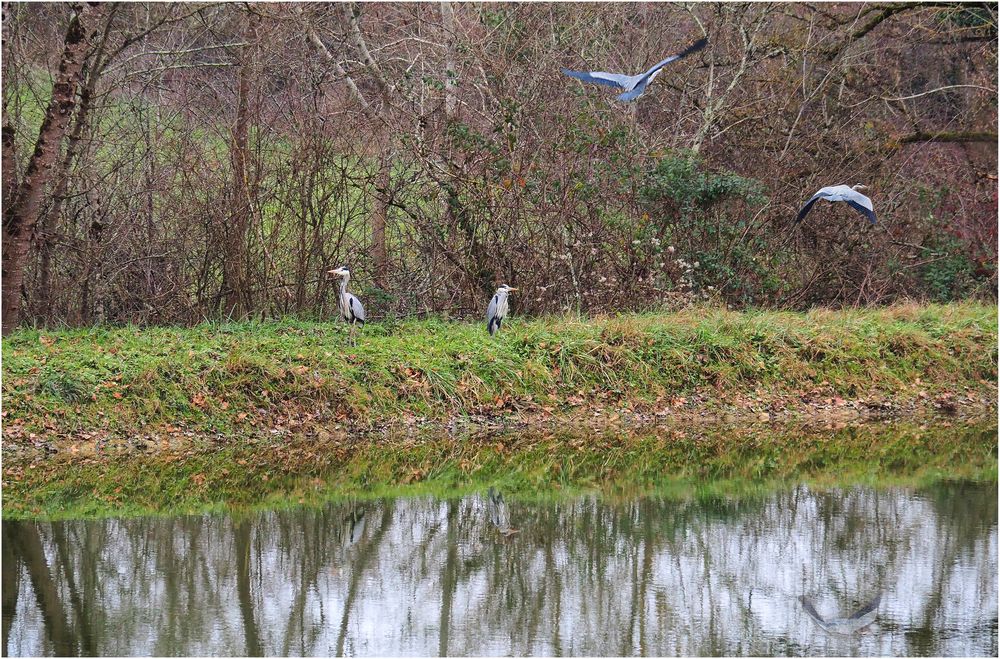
[797,184,877,224]
[486,284,517,336]
[327,266,366,343]
[561,38,707,102]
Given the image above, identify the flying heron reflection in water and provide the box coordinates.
[799,591,883,635]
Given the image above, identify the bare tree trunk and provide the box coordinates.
[80,216,106,325]
[1,122,17,210]
[372,153,390,290]
[1,5,20,210]
[336,5,393,293]
[222,12,258,320]
[1,2,95,334]
[37,64,96,325]
[440,1,458,118]
[143,104,158,321]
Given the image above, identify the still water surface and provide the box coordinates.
[3,483,997,656]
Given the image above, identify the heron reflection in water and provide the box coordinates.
[486,487,519,537]
[342,509,366,549]
[799,591,883,635]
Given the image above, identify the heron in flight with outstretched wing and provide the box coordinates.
[562,38,707,102]
[797,184,877,225]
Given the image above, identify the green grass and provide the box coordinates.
[3,418,995,520]
[3,302,996,437]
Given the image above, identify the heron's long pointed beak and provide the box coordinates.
[508,287,518,291]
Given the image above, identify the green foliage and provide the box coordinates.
[920,235,978,302]
[640,151,768,214]
[940,4,997,30]
[637,152,776,302]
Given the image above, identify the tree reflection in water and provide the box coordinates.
[3,484,997,657]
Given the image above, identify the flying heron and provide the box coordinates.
[327,266,366,343]
[561,37,707,102]
[797,184,877,225]
[485,284,517,336]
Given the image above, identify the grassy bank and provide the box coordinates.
[3,418,995,520]
[2,302,996,443]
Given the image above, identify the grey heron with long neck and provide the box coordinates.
[485,284,517,336]
[327,267,366,343]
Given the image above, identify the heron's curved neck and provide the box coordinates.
[339,275,350,297]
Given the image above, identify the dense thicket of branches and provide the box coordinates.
[2,2,996,330]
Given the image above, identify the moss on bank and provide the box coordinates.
[3,419,996,520]
[2,302,996,439]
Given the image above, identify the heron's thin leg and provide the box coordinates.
[350,323,357,347]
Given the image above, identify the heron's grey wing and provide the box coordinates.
[846,190,873,210]
[641,54,681,78]
[842,189,876,224]
[799,596,827,625]
[617,77,652,102]
[486,294,499,323]
[349,294,366,323]
[619,39,707,102]
[638,38,709,79]
[796,193,826,222]
[848,592,882,620]
[561,68,634,90]
[845,200,877,224]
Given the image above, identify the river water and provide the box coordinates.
[2,482,996,656]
